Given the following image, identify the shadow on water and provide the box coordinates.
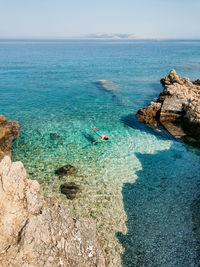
[121,113,177,141]
[93,81,134,107]
[116,143,200,266]
[81,132,96,143]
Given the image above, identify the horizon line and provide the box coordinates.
[0,36,200,40]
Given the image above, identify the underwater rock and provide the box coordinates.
[50,133,64,145]
[0,156,106,266]
[55,164,78,176]
[50,133,60,140]
[0,115,19,160]
[136,70,200,143]
[60,182,81,200]
[95,80,118,92]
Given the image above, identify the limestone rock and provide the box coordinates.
[0,115,19,160]
[136,102,161,127]
[160,69,195,88]
[183,99,200,141]
[160,97,184,122]
[136,70,200,144]
[0,156,106,267]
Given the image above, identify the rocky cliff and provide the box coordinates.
[0,116,105,267]
[0,115,19,160]
[136,70,200,145]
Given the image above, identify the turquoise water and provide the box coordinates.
[1,39,200,266]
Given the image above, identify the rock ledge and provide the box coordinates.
[0,115,105,266]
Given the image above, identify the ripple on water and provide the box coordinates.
[12,120,190,266]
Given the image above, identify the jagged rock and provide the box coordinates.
[193,79,200,86]
[60,182,81,200]
[0,115,19,160]
[160,69,195,88]
[0,156,106,267]
[55,164,78,176]
[158,70,198,104]
[136,102,161,127]
[136,70,200,143]
[182,99,200,143]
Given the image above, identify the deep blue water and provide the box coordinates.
[0,39,200,266]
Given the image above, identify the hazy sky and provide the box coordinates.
[0,0,200,38]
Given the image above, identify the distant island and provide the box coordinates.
[84,33,160,39]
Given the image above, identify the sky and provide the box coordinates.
[0,0,200,38]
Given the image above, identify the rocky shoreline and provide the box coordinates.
[136,70,200,146]
[0,116,106,266]
[0,115,19,160]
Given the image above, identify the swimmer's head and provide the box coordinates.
[104,136,109,140]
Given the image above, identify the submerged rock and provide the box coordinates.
[95,80,118,92]
[50,133,61,140]
[55,164,78,176]
[0,156,106,266]
[136,70,200,144]
[60,182,81,200]
[0,115,19,160]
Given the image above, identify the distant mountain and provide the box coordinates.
[84,33,160,39]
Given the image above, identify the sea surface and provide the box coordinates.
[1,39,200,266]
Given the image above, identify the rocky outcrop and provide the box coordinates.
[0,156,106,266]
[0,115,19,160]
[136,102,161,127]
[183,98,200,140]
[136,70,200,144]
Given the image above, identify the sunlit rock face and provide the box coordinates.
[136,102,161,127]
[0,156,106,267]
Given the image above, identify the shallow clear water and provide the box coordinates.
[1,39,200,266]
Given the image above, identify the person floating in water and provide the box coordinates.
[90,126,122,144]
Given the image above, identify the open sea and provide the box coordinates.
[1,39,200,266]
